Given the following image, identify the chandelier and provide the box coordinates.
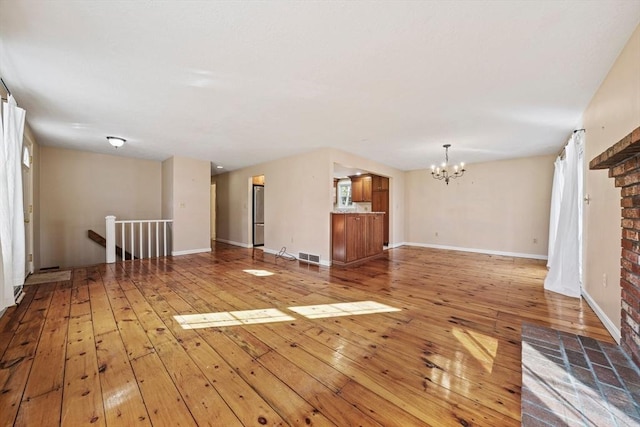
[431,144,465,185]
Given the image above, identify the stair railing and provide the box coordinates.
[105,216,173,263]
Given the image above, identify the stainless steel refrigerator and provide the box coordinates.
[253,185,264,246]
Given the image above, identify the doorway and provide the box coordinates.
[19,135,33,298]
[252,175,264,247]
[210,183,216,242]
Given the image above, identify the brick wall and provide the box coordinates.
[591,126,640,368]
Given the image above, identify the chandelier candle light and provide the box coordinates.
[431,144,466,185]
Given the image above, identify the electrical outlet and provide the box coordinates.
[603,273,607,287]
[533,238,538,244]
[435,232,439,237]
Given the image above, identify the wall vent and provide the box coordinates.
[298,252,320,265]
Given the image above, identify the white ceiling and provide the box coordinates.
[1,1,639,173]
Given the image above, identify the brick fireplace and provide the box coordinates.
[590,126,640,367]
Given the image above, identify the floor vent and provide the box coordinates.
[298,252,320,265]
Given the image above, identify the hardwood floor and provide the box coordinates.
[0,243,613,426]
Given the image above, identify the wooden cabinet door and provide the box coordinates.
[351,176,371,202]
[345,215,365,262]
[366,214,384,257]
[372,191,389,244]
[362,176,372,202]
[371,175,389,191]
[351,178,363,202]
[331,214,346,262]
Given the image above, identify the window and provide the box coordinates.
[337,180,352,208]
[22,145,30,168]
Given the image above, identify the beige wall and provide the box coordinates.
[213,148,405,264]
[583,24,640,338]
[405,155,555,258]
[161,156,173,220]
[39,146,162,268]
[214,149,332,260]
[169,156,211,255]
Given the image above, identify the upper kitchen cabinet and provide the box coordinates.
[372,175,389,191]
[350,175,372,202]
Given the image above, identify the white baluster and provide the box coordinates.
[131,222,135,260]
[121,222,125,260]
[155,222,159,257]
[164,221,167,256]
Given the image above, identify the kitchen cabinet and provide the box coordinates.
[331,213,384,266]
[365,214,384,257]
[371,175,390,245]
[372,175,389,191]
[350,175,372,202]
[372,190,389,245]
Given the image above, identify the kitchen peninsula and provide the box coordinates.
[331,212,385,266]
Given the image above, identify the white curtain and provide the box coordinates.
[547,156,565,267]
[544,131,584,298]
[0,95,26,311]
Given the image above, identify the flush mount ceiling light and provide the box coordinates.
[431,144,466,185]
[106,136,126,148]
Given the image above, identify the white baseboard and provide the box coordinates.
[215,239,252,249]
[582,289,621,343]
[404,242,548,260]
[386,242,406,249]
[172,247,212,256]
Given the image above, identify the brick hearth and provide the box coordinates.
[590,126,640,367]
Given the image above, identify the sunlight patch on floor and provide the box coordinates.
[243,269,275,276]
[174,308,294,329]
[289,300,401,319]
[452,327,498,373]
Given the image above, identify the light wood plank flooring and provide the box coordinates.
[0,243,613,426]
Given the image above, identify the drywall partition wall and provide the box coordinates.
[213,148,333,262]
[583,24,640,338]
[168,156,211,255]
[161,156,174,220]
[39,146,162,268]
[328,148,406,246]
[213,147,407,263]
[405,155,555,258]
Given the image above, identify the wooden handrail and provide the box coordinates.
[87,230,138,260]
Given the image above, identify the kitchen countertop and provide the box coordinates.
[332,211,385,214]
